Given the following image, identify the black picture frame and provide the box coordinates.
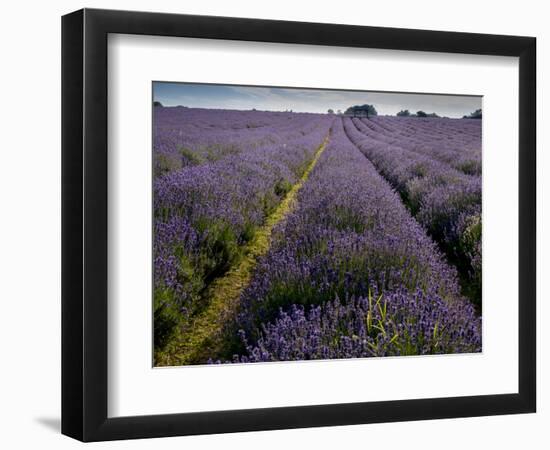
[61,8,536,442]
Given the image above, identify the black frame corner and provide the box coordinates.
[61,8,536,442]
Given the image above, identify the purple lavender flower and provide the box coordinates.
[237,289,481,362]
[342,116,481,305]
[227,118,480,360]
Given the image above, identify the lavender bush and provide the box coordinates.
[237,289,480,363]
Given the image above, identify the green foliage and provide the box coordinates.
[404,177,428,214]
[456,159,482,176]
[396,109,411,117]
[249,245,429,333]
[345,104,378,116]
[173,247,204,304]
[154,153,182,177]
[206,144,241,161]
[153,288,180,351]
[410,162,428,178]
[331,205,369,233]
[409,111,439,118]
[196,219,241,281]
[240,222,257,243]
[260,190,279,216]
[274,178,293,197]
[153,101,163,107]
[459,216,481,255]
[463,109,482,119]
[294,159,312,178]
[257,278,336,325]
[179,147,204,166]
[177,144,242,168]
[155,219,252,356]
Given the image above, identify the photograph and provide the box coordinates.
[152,83,483,366]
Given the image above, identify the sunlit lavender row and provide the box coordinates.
[152,108,333,353]
[154,106,330,176]
[223,119,480,362]
[368,116,481,175]
[343,117,482,305]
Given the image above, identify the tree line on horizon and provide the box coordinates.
[396,109,440,118]
[155,100,481,119]
[328,105,482,120]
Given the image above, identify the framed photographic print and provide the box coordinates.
[61,8,536,442]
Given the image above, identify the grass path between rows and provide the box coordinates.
[157,134,331,366]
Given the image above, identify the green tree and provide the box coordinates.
[344,104,378,117]
[463,109,482,119]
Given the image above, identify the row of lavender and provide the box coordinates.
[368,116,481,175]
[154,106,329,176]
[153,108,333,355]
[220,118,480,363]
[343,117,482,306]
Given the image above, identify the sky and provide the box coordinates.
[153,82,481,118]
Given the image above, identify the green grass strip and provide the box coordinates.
[157,135,330,366]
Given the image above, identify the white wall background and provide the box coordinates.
[0,1,546,448]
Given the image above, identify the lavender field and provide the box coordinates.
[152,95,482,366]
